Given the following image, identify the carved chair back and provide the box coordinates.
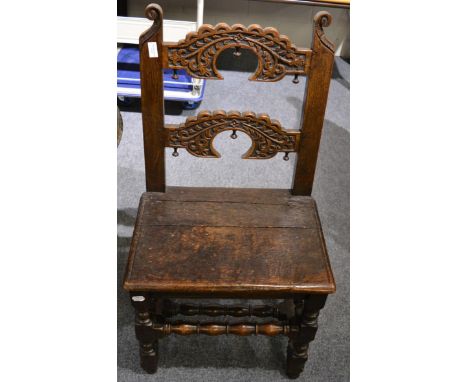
[139,3,335,196]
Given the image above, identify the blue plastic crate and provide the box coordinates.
[117,46,205,106]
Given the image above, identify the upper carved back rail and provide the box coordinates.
[162,23,311,82]
[139,3,335,194]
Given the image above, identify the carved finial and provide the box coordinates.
[140,4,163,45]
[145,3,163,22]
[313,11,333,30]
[313,11,334,53]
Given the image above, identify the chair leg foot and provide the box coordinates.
[286,340,309,378]
[139,342,158,373]
[285,295,327,379]
[131,293,159,374]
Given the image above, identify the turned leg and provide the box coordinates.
[286,295,327,379]
[130,293,158,373]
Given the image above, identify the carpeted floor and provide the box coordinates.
[118,57,349,381]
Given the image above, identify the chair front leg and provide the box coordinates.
[130,293,158,373]
[286,295,327,379]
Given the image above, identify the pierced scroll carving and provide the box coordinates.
[166,24,308,81]
[166,110,300,159]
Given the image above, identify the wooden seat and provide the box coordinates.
[123,3,338,379]
[124,187,335,296]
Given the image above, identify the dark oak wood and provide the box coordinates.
[165,110,300,159]
[123,188,335,296]
[162,301,287,319]
[154,321,296,336]
[139,4,165,192]
[286,295,327,378]
[124,4,338,378]
[164,23,310,81]
[130,292,159,373]
[292,12,335,195]
[139,5,335,194]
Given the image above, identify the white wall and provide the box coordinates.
[127,0,350,58]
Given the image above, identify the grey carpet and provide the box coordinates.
[118,57,349,381]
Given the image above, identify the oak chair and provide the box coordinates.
[123,3,336,378]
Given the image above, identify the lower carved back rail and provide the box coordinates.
[165,110,300,160]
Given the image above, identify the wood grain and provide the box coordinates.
[165,110,300,159]
[131,292,159,373]
[287,295,327,378]
[164,23,310,81]
[163,301,286,319]
[292,12,335,195]
[139,4,165,192]
[154,321,296,336]
[123,188,335,295]
[125,5,338,378]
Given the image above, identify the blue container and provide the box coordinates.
[117,46,205,107]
